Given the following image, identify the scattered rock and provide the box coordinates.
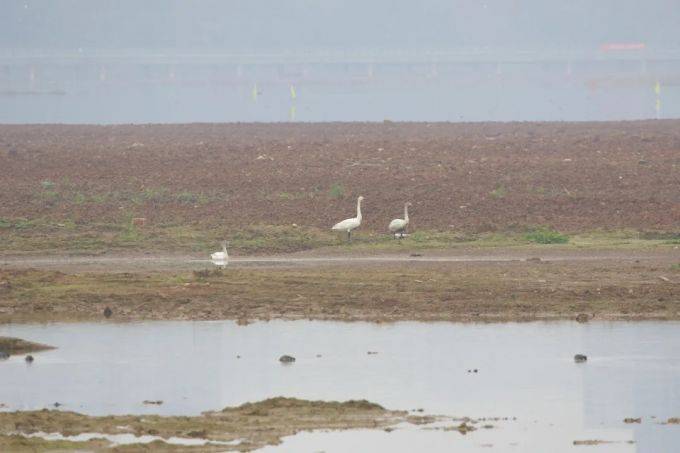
[279,355,296,363]
[574,354,588,363]
[0,351,9,360]
[25,355,34,363]
[316,354,322,358]
[236,355,241,359]
[143,400,163,405]
[575,313,590,323]
[573,440,613,446]
[103,306,113,318]
[456,422,476,434]
[53,402,62,408]
[624,417,641,424]
[367,351,378,355]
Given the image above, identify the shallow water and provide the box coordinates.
[0,320,678,452]
[2,77,679,123]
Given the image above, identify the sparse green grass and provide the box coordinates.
[524,227,569,244]
[328,183,345,199]
[0,215,677,255]
[490,185,507,199]
[671,264,680,271]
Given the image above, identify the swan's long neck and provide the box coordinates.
[356,198,363,221]
[404,204,409,223]
[222,242,228,255]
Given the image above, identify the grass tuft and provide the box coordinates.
[524,227,569,244]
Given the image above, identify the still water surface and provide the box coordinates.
[0,320,678,452]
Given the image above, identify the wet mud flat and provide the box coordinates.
[0,398,414,451]
[0,252,678,323]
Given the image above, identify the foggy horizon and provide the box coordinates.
[2,0,680,52]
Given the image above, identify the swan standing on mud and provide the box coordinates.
[332,196,364,242]
[211,241,229,261]
[389,202,411,238]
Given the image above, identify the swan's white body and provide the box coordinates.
[210,241,229,261]
[388,202,411,237]
[332,196,364,241]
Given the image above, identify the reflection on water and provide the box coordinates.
[0,320,678,452]
[2,77,679,123]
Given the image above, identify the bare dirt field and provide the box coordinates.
[1,121,679,243]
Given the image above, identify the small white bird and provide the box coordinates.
[331,196,364,242]
[388,202,411,238]
[210,241,229,261]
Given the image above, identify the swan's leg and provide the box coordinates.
[347,230,351,242]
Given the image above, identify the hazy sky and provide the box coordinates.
[1,0,679,51]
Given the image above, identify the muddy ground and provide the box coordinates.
[0,337,53,355]
[1,248,678,323]
[1,121,679,238]
[0,397,416,451]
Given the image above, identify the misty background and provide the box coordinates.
[3,0,680,51]
[1,0,679,123]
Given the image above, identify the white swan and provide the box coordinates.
[332,196,364,242]
[388,202,411,238]
[210,241,229,261]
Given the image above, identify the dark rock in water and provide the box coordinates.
[103,307,112,318]
[574,354,588,363]
[143,400,163,405]
[575,313,590,323]
[279,355,296,363]
[0,351,9,360]
[624,417,641,424]
[25,355,34,363]
[53,402,62,407]
[473,369,478,373]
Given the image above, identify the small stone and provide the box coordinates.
[279,355,296,363]
[53,402,62,407]
[367,351,378,355]
[103,307,113,318]
[624,417,641,424]
[25,355,34,363]
[142,400,163,405]
[575,313,589,323]
[574,354,588,363]
[473,369,478,373]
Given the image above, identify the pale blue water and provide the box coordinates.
[0,320,678,452]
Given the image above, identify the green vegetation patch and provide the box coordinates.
[524,227,569,244]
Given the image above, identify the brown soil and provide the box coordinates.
[1,251,678,323]
[1,121,679,233]
[0,397,407,451]
[0,337,54,355]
